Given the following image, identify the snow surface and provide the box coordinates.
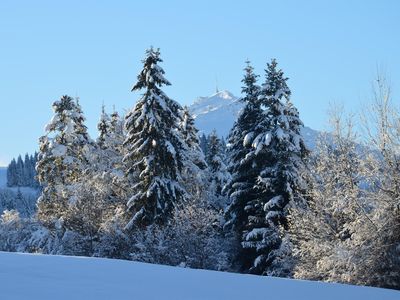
[0,252,397,300]
[0,167,6,188]
[188,90,320,149]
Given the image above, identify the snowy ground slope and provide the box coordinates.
[0,167,6,188]
[189,90,320,148]
[0,252,397,300]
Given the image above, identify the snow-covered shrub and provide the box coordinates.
[0,210,50,253]
[95,207,131,260]
[131,194,235,271]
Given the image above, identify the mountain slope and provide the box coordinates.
[0,252,397,300]
[189,90,243,137]
[189,90,319,148]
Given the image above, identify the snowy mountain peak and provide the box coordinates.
[188,90,320,148]
[210,90,236,100]
[190,90,240,120]
[193,90,237,105]
[189,90,242,136]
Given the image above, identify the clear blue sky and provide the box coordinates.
[0,0,399,166]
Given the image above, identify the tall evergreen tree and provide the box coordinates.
[179,106,207,195]
[6,159,17,187]
[16,155,24,186]
[36,95,91,227]
[199,133,208,157]
[31,153,40,188]
[70,97,93,170]
[23,154,31,186]
[107,110,125,171]
[110,110,124,143]
[224,61,264,272]
[123,47,187,228]
[246,59,308,275]
[93,106,126,197]
[206,130,230,209]
[96,106,124,158]
[225,59,308,275]
[180,106,206,168]
[97,105,111,149]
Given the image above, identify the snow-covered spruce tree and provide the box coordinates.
[180,106,207,170]
[23,154,31,186]
[99,108,127,193]
[179,106,207,195]
[246,59,308,276]
[107,109,126,183]
[36,95,92,229]
[70,97,93,169]
[97,105,111,149]
[16,156,24,186]
[31,152,40,188]
[224,60,264,272]
[95,105,120,171]
[96,107,125,165]
[110,110,125,147]
[225,59,308,275]
[123,47,187,228]
[206,130,230,209]
[6,158,17,187]
[199,133,208,157]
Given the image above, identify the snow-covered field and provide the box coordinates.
[0,252,397,300]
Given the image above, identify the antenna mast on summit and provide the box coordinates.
[215,76,219,93]
[75,92,80,106]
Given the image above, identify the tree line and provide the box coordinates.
[7,153,40,188]
[0,48,398,290]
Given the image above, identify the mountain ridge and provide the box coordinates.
[188,90,319,149]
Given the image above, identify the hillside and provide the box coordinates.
[189,90,320,148]
[0,252,397,300]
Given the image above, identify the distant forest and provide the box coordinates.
[6,153,40,188]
